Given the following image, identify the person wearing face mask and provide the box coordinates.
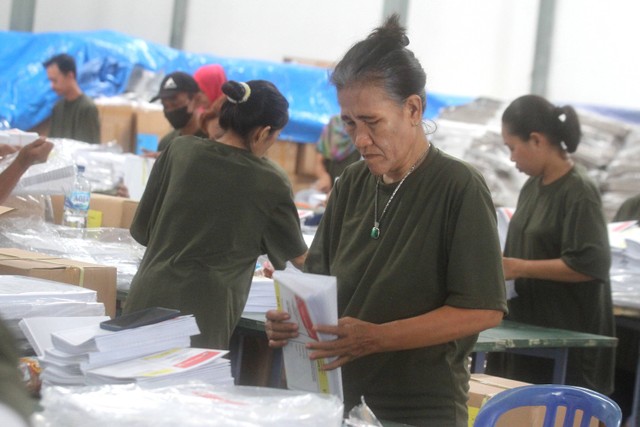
[124,80,308,350]
[142,71,206,158]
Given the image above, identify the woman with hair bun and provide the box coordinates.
[125,80,307,350]
[266,15,506,426]
[487,94,615,394]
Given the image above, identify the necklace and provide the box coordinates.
[371,143,430,239]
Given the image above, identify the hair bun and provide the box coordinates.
[369,14,410,50]
[222,81,251,104]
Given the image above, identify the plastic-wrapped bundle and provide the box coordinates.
[0,141,76,196]
[33,383,344,427]
[573,109,631,170]
[0,215,144,292]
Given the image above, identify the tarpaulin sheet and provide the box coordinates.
[0,30,471,143]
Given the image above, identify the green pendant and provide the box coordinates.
[371,226,380,239]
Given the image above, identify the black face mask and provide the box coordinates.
[164,105,192,130]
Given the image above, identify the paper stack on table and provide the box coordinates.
[0,275,105,353]
[244,277,278,313]
[84,347,233,388]
[36,314,233,387]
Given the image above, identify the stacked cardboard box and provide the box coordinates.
[0,248,117,317]
[50,193,139,229]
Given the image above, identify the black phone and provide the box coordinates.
[100,307,181,331]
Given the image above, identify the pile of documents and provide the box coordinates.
[23,313,234,387]
[273,267,343,400]
[609,221,640,309]
[244,277,278,313]
[0,275,105,353]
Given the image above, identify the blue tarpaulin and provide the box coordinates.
[0,30,473,143]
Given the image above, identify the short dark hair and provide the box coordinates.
[218,80,289,147]
[43,53,77,77]
[331,14,426,110]
[502,94,582,153]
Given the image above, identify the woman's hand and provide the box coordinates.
[265,309,299,348]
[307,316,379,370]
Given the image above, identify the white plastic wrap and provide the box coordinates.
[0,215,144,292]
[33,383,344,427]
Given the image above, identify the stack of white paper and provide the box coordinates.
[0,275,105,352]
[19,316,111,358]
[244,277,278,313]
[84,347,233,388]
[608,221,640,274]
[273,268,343,401]
[37,314,233,388]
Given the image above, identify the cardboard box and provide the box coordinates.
[96,102,136,153]
[265,140,299,177]
[468,374,599,427]
[295,142,318,177]
[50,194,139,228]
[0,248,117,317]
[134,105,172,153]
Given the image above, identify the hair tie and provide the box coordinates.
[227,82,251,104]
[558,113,566,123]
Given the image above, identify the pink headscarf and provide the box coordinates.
[193,64,227,104]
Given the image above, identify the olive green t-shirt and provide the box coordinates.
[305,146,507,427]
[499,166,615,394]
[49,94,100,144]
[613,193,640,222]
[125,136,307,349]
[0,319,35,422]
[157,129,207,152]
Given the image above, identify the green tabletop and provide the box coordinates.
[239,314,617,351]
[473,319,617,352]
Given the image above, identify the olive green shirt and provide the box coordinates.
[613,193,640,222]
[305,146,507,427]
[125,136,307,349]
[0,319,35,422]
[497,166,615,394]
[49,94,100,144]
[157,129,207,152]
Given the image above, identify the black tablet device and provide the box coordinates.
[100,307,181,331]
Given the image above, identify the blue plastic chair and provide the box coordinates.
[474,384,622,427]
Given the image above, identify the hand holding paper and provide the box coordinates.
[272,267,343,400]
[306,316,380,371]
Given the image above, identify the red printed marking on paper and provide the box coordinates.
[295,295,318,340]
[174,350,221,368]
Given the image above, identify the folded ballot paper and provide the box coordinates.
[39,315,202,386]
[50,314,200,355]
[84,347,232,388]
[273,268,343,401]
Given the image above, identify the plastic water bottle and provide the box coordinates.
[63,165,91,228]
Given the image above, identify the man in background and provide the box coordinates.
[144,71,205,157]
[43,53,100,144]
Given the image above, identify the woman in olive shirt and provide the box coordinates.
[488,95,615,394]
[125,80,307,350]
[266,16,507,427]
